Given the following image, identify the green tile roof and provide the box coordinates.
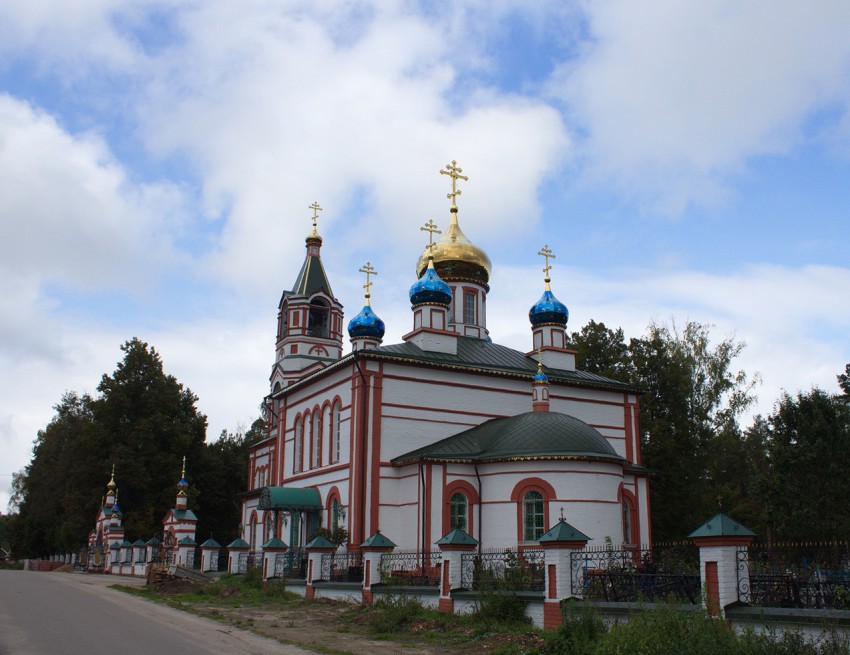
[178,536,197,546]
[201,538,222,548]
[393,411,624,465]
[436,529,479,546]
[367,337,636,392]
[263,537,288,549]
[227,538,250,549]
[305,535,335,549]
[539,520,591,543]
[289,252,335,298]
[688,512,756,539]
[360,531,397,549]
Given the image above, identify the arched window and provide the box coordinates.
[308,298,330,338]
[312,410,321,469]
[265,513,274,541]
[331,499,342,531]
[523,491,545,541]
[293,418,303,473]
[622,500,632,545]
[331,402,341,463]
[450,493,468,532]
[249,515,257,550]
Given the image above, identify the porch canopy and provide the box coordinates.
[258,486,322,511]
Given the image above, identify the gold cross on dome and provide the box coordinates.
[538,244,555,284]
[358,262,377,303]
[420,219,441,257]
[440,160,468,209]
[309,201,323,235]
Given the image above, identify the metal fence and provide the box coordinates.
[185,546,202,570]
[461,548,545,592]
[273,548,307,579]
[571,543,700,603]
[738,542,850,609]
[320,551,364,583]
[238,551,259,574]
[380,551,442,587]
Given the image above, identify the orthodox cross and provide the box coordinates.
[181,456,187,480]
[440,160,468,209]
[538,244,555,285]
[309,201,323,235]
[420,219,441,258]
[537,346,544,373]
[359,262,378,304]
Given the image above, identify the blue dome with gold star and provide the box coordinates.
[348,305,386,339]
[529,289,568,326]
[409,265,452,306]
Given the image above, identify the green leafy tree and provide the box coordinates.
[631,322,758,540]
[751,388,850,540]
[570,320,634,381]
[193,418,266,544]
[838,363,850,398]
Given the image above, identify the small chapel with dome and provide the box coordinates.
[239,161,650,557]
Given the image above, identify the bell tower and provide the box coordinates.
[271,202,344,390]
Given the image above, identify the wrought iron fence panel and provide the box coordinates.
[238,551,258,574]
[380,551,442,586]
[739,542,850,609]
[320,551,364,582]
[185,546,202,570]
[570,543,700,603]
[461,548,545,592]
[273,548,307,579]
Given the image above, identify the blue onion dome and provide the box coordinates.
[348,304,386,339]
[409,263,452,306]
[533,370,549,384]
[529,289,568,326]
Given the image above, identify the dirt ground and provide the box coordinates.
[183,597,544,655]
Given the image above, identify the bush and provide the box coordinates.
[476,590,530,625]
[540,603,606,655]
[366,595,427,633]
[597,607,741,655]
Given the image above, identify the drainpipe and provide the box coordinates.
[474,462,482,554]
[419,457,426,556]
[354,357,369,546]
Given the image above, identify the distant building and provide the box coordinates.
[240,162,650,554]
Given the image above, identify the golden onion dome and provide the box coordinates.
[416,211,492,285]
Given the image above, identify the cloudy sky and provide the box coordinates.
[2,1,849,512]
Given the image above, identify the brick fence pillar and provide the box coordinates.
[360,531,397,605]
[538,519,591,629]
[689,512,755,617]
[435,529,479,615]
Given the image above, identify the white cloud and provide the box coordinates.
[552,1,850,212]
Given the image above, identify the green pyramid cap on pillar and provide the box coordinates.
[688,512,756,539]
[435,528,479,546]
[360,530,396,549]
[538,519,591,543]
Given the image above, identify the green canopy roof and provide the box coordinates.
[539,519,591,543]
[436,529,479,546]
[393,411,624,465]
[258,486,322,511]
[688,512,756,539]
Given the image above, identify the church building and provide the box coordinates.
[240,161,650,555]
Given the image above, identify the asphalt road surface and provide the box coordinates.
[0,570,314,655]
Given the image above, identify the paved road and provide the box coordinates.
[0,570,313,655]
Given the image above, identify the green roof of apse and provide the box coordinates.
[393,411,624,465]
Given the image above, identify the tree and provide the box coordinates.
[11,339,209,555]
[192,418,266,544]
[570,320,634,381]
[752,388,850,541]
[628,322,757,540]
[838,363,850,398]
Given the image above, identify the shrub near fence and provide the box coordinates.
[739,541,850,609]
[571,542,700,603]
